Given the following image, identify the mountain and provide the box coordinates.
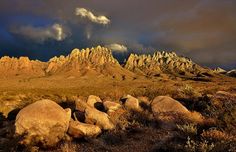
[213,67,227,74]
[45,46,134,78]
[226,69,236,77]
[125,51,213,77]
[0,46,218,79]
[0,56,46,78]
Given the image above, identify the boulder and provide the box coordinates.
[138,96,151,110]
[76,99,90,112]
[15,99,71,147]
[68,120,101,138]
[123,95,142,112]
[103,101,122,113]
[75,100,115,130]
[151,96,203,128]
[151,96,189,114]
[87,95,102,107]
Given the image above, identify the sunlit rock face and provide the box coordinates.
[45,46,126,77]
[15,99,71,147]
[0,56,46,77]
[125,51,211,76]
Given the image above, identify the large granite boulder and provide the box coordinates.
[151,96,189,115]
[15,99,71,147]
[151,96,203,128]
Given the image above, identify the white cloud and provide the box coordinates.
[105,43,128,52]
[75,8,110,25]
[10,23,70,42]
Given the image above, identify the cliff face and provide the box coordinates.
[125,51,211,76]
[0,56,46,77]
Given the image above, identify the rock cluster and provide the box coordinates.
[14,95,204,147]
[0,56,46,77]
[125,51,210,76]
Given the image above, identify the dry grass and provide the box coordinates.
[0,75,236,151]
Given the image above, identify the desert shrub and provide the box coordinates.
[205,93,236,134]
[184,137,197,152]
[184,137,214,152]
[113,110,130,130]
[198,140,215,152]
[114,109,155,131]
[59,141,77,152]
[100,131,126,146]
[177,123,198,136]
[128,110,155,127]
[201,129,233,142]
[178,84,201,99]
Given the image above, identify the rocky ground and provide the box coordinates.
[0,76,236,152]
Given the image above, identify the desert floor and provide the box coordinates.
[0,74,236,151]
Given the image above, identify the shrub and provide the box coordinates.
[177,123,198,136]
[184,137,215,152]
[201,129,233,142]
[178,84,201,99]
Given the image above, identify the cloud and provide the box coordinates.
[1,0,236,68]
[105,43,127,52]
[75,8,110,25]
[10,23,70,43]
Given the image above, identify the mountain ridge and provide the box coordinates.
[0,46,223,78]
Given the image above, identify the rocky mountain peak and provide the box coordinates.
[46,46,120,74]
[213,67,227,74]
[125,51,209,76]
[0,56,46,77]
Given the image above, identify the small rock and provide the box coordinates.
[103,101,122,113]
[87,95,102,108]
[123,95,142,112]
[68,120,101,138]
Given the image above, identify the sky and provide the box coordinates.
[0,0,235,69]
